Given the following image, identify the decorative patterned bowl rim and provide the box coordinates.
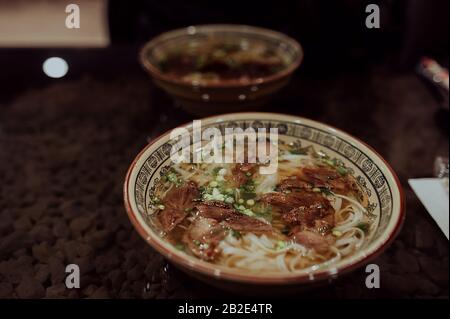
[139,24,304,89]
[124,112,405,285]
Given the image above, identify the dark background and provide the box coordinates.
[0,0,448,299]
[109,0,448,68]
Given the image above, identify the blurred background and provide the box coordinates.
[1,0,448,61]
[0,0,448,102]
[0,0,448,299]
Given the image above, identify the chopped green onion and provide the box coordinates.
[336,166,348,176]
[212,167,222,176]
[167,173,178,183]
[324,159,335,167]
[224,197,235,204]
[320,187,333,196]
[241,191,256,200]
[231,230,242,239]
[209,181,218,187]
[289,149,307,155]
[356,222,370,234]
[275,241,287,250]
[332,230,343,237]
[174,244,185,251]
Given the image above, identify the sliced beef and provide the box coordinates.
[157,181,199,232]
[158,208,187,233]
[195,201,271,232]
[277,176,311,192]
[261,191,331,213]
[195,201,235,220]
[283,205,324,226]
[300,166,351,194]
[222,214,272,232]
[230,163,256,187]
[262,191,335,235]
[182,217,226,261]
[260,192,304,212]
[291,230,336,254]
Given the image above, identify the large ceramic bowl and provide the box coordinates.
[124,113,404,292]
[140,25,303,115]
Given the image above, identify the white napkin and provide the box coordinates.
[409,178,449,239]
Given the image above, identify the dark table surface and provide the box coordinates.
[0,48,448,299]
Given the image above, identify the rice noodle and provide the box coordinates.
[218,233,341,273]
[333,204,364,231]
[333,193,367,214]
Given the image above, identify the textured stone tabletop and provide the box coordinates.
[0,48,448,298]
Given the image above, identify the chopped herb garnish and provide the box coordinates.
[240,191,256,200]
[150,196,162,205]
[322,158,336,167]
[336,166,348,176]
[289,145,312,155]
[193,240,201,246]
[167,173,178,183]
[240,179,256,192]
[275,240,287,250]
[165,169,183,186]
[332,230,343,237]
[289,149,307,155]
[356,222,370,234]
[212,167,222,176]
[231,229,242,239]
[174,244,185,251]
[320,187,333,196]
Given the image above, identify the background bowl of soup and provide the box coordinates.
[124,113,405,293]
[140,25,303,115]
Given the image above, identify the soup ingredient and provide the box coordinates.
[231,163,257,187]
[262,190,335,237]
[300,166,352,194]
[277,176,311,192]
[182,217,226,261]
[195,201,272,232]
[291,230,335,253]
[157,181,199,232]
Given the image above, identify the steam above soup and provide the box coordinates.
[148,143,377,273]
[156,40,290,85]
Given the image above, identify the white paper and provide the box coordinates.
[409,178,449,239]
